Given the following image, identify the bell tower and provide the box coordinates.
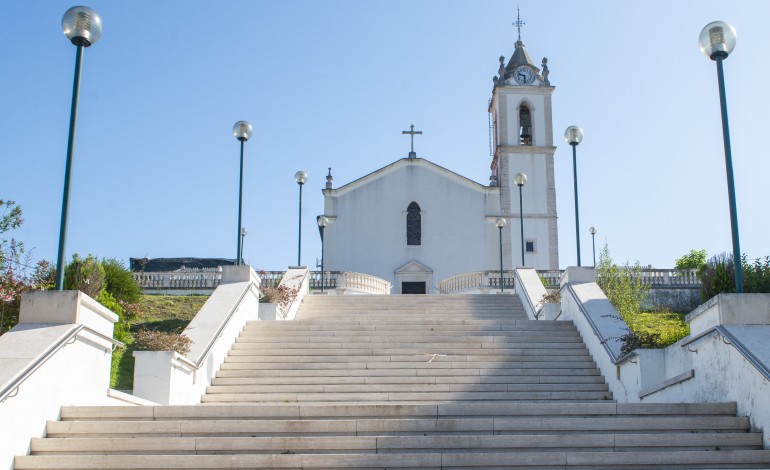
[489,13,559,270]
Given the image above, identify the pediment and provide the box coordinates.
[395,260,432,274]
[331,158,489,196]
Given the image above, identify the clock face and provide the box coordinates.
[514,66,535,85]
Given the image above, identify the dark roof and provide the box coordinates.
[130,257,236,272]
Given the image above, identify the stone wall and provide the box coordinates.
[644,287,702,314]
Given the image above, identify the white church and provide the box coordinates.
[4,10,770,468]
[321,34,559,294]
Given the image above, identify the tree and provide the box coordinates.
[0,199,24,273]
[675,249,707,270]
[698,252,734,300]
[102,258,140,303]
[743,255,770,293]
[64,254,105,299]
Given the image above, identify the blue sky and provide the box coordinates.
[2,1,769,272]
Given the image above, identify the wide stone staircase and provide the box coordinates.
[15,295,770,468]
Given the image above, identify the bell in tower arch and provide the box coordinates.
[519,105,532,146]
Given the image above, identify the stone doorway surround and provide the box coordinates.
[394,260,433,294]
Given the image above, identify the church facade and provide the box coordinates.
[321,31,559,294]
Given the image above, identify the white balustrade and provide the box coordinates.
[337,271,392,295]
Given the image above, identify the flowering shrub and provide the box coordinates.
[259,284,299,308]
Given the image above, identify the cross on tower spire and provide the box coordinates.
[402,124,423,158]
[513,7,526,41]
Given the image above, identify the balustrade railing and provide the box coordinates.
[308,271,339,290]
[437,271,516,294]
[338,271,392,294]
[635,268,700,286]
[536,270,563,288]
[132,271,221,290]
[134,267,700,295]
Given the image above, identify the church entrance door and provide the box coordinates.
[401,282,426,294]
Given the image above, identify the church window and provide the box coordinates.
[407,202,421,245]
[519,105,532,146]
[525,239,536,253]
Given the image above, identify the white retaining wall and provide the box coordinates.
[0,291,123,470]
[556,267,770,449]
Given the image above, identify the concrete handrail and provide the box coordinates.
[191,282,259,369]
[681,326,770,382]
[0,324,123,404]
[560,282,622,364]
[513,269,538,320]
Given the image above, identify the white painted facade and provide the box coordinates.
[322,159,501,294]
[321,38,559,293]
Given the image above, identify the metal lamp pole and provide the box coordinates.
[55,6,103,290]
[233,121,253,266]
[565,126,584,267]
[317,216,329,292]
[240,228,248,265]
[295,171,308,266]
[699,21,743,292]
[514,173,527,267]
[495,217,506,292]
[589,226,597,267]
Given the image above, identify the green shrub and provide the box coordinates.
[102,258,140,303]
[675,249,707,270]
[743,255,770,293]
[698,252,735,300]
[596,244,649,324]
[64,253,104,299]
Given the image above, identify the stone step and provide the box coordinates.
[204,383,610,394]
[29,431,764,455]
[250,318,566,326]
[232,336,584,345]
[58,403,740,421]
[45,414,749,438]
[295,310,528,316]
[200,390,614,403]
[18,450,770,469]
[218,360,598,370]
[236,331,584,340]
[222,353,590,363]
[210,375,607,386]
[253,319,536,327]
[46,414,749,437]
[215,367,602,377]
[226,347,591,356]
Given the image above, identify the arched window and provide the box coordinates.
[519,104,532,146]
[407,202,421,246]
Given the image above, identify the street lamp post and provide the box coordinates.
[240,228,248,264]
[514,173,527,267]
[317,216,329,293]
[589,226,597,267]
[233,121,253,266]
[699,21,743,293]
[495,217,506,292]
[565,125,584,267]
[55,6,103,290]
[294,171,308,266]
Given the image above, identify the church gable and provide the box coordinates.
[330,158,489,197]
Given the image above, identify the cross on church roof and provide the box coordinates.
[402,124,423,158]
[513,8,526,41]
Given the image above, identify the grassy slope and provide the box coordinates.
[113,295,208,391]
[627,311,690,348]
